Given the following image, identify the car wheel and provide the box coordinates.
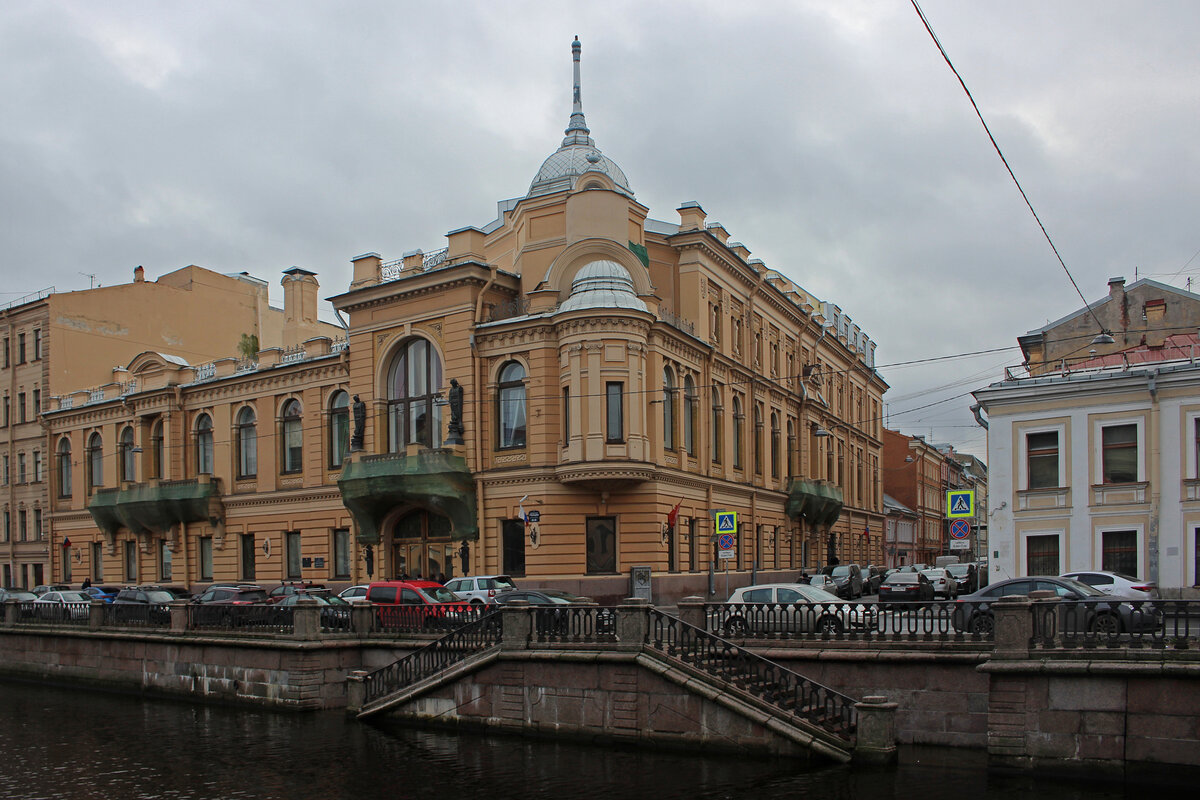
[969,613,995,635]
[470,599,484,606]
[817,615,844,635]
[1090,613,1121,636]
[723,617,748,637]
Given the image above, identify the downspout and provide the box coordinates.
[1147,369,1161,588]
[970,403,988,430]
[470,264,499,574]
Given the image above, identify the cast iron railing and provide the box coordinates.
[370,603,493,634]
[648,609,857,741]
[101,604,172,628]
[1031,599,1200,650]
[187,604,293,634]
[361,611,503,706]
[529,605,616,644]
[16,602,90,626]
[708,601,994,642]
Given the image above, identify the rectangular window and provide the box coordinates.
[124,540,137,583]
[585,516,617,574]
[3,454,7,485]
[17,453,25,484]
[2,511,7,542]
[286,530,302,579]
[2,338,7,368]
[562,387,570,443]
[32,389,39,417]
[605,382,624,443]
[17,393,25,424]
[333,528,350,579]
[16,333,25,364]
[2,395,6,426]
[33,508,41,540]
[1026,431,1059,489]
[18,509,26,542]
[241,534,256,581]
[33,451,41,483]
[92,542,104,582]
[199,537,213,582]
[1101,530,1138,577]
[160,540,173,581]
[1026,534,1060,575]
[33,329,41,360]
[63,548,72,583]
[1102,424,1138,483]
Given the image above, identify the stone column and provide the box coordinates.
[169,600,189,633]
[3,599,16,625]
[88,600,104,632]
[853,695,898,764]
[992,595,1033,659]
[616,597,650,650]
[675,596,708,631]
[291,596,321,640]
[501,600,531,651]
[346,669,369,714]
[351,604,374,636]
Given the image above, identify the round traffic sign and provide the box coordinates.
[949,519,970,539]
[717,533,735,550]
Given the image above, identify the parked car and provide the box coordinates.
[31,590,92,620]
[337,584,371,605]
[945,563,979,595]
[267,582,329,604]
[366,580,472,630]
[80,586,121,604]
[274,593,352,630]
[952,577,1163,636]
[820,564,864,599]
[921,568,958,599]
[111,586,175,624]
[878,571,934,603]
[191,584,270,625]
[720,583,874,636]
[863,565,887,595]
[492,589,613,634]
[32,584,70,596]
[442,575,517,605]
[804,574,839,595]
[1059,571,1158,600]
[0,588,37,603]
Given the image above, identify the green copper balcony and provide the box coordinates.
[88,477,225,539]
[338,449,477,545]
[785,479,844,528]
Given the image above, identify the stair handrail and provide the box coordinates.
[362,611,503,706]
[646,608,858,741]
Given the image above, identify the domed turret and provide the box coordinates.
[557,259,646,313]
[528,38,633,199]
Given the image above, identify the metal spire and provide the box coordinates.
[562,36,593,145]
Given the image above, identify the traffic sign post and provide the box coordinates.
[949,519,970,539]
[946,490,975,518]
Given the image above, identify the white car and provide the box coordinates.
[1060,571,1158,600]
[337,585,371,605]
[721,583,874,635]
[920,568,958,599]
[31,590,92,620]
[442,575,517,605]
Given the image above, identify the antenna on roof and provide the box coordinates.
[79,272,96,289]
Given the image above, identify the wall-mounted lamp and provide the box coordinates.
[814,427,833,438]
[1091,331,1115,345]
[904,456,914,463]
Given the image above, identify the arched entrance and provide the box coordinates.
[388,508,456,581]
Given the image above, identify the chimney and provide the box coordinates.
[281,268,319,349]
[133,265,145,283]
[1108,276,1126,299]
[1144,298,1167,347]
[677,201,706,232]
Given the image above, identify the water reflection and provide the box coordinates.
[0,680,1178,799]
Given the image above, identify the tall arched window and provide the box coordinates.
[497,362,527,449]
[86,432,103,491]
[753,405,764,475]
[662,368,676,451]
[195,414,213,475]
[770,412,781,479]
[120,426,136,483]
[711,385,722,464]
[732,396,744,470]
[150,419,164,479]
[387,338,442,451]
[329,391,349,468]
[236,406,257,478]
[57,438,72,498]
[281,400,302,473]
[683,376,697,457]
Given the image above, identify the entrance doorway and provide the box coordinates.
[389,508,456,582]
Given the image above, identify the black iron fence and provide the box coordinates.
[708,600,994,643]
[529,605,616,644]
[647,609,858,741]
[1031,599,1200,650]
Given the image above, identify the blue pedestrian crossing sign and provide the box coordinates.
[946,490,975,518]
[715,511,737,534]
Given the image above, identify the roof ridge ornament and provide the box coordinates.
[563,36,593,146]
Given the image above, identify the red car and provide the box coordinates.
[366,580,473,631]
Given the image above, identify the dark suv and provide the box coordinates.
[267,581,329,604]
[821,563,864,599]
[191,584,269,625]
[111,586,176,624]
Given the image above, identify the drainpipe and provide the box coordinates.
[970,403,988,430]
[470,264,499,575]
[1147,369,1161,588]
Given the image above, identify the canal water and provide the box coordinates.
[0,680,1181,799]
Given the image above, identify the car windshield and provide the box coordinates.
[145,591,175,603]
[1057,577,1105,597]
[60,592,91,602]
[9,592,36,601]
[540,589,585,602]
[484,577,516,591]
[920,570,944,579]
[947,565,970,576]
[419,586,461,603]
[887,574,919,584]
[830,566,851,577]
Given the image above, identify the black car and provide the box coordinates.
[878,571,934,603]
[191,584,270,626]
[951,576,1162,636]
[110,586,175,624]
[820,564,864,599]
[493,590,614,635]
[945,563,978,595]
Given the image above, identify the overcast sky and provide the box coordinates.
[3,1,1198,460]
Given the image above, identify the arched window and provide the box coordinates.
[497,362,527,449]
[120,426,136,483]
[786,419,796,480]
[57,438,72,498]
[711,385,723,464]
[281,400,302,473]
[195,414,213,475]
[387,339,442,451]
[236,406,257,478]
[329,391,349,468]
[150,419,164,479]
[732,397,744,470]
[754,405,764,475]
[86,432,103,491]
[683,376,697,457]
[662,368,676,451]
[770,412,781,479]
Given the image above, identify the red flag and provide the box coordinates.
[666,500,682,528]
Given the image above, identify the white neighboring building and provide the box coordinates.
[973,346,1200,597]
